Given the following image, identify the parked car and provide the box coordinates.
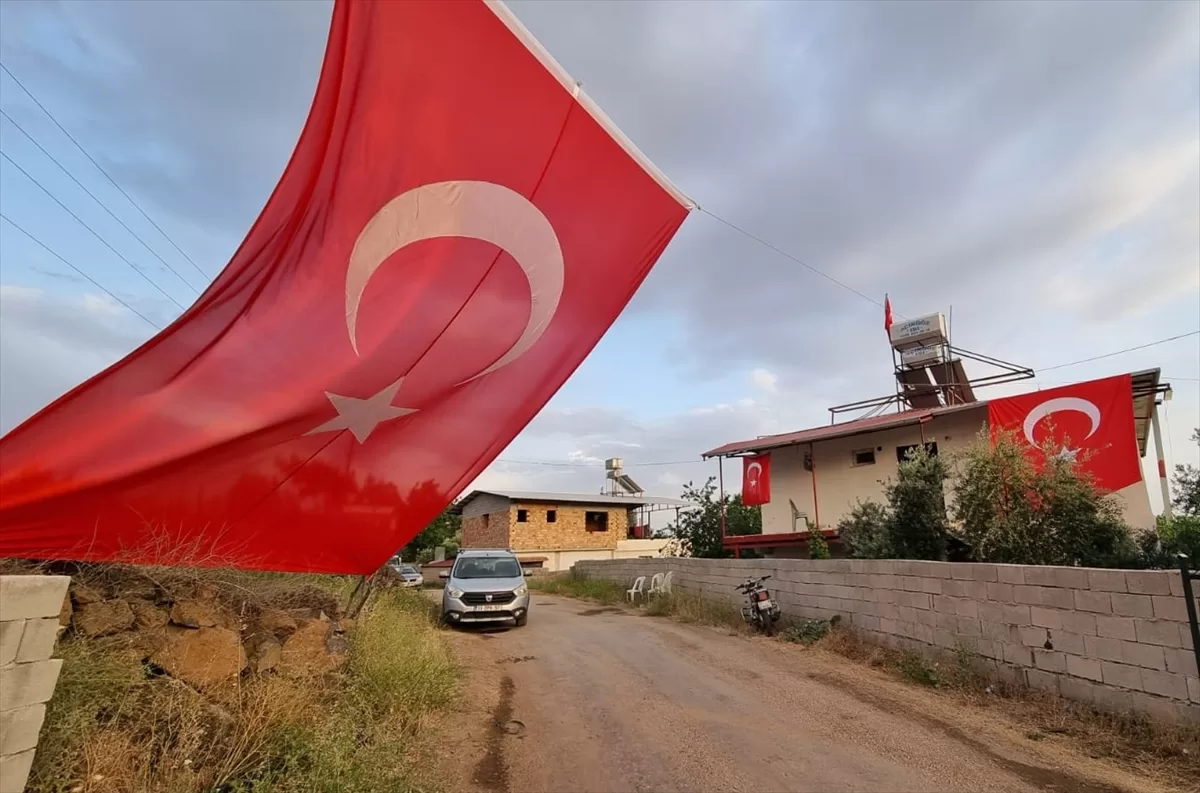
[387,558,424,588]
[440,548,530,627]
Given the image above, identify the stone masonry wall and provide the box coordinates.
[509,505,628,552]
[1,575,70,793]
[574,557,1200,724]
[462,513,510,549]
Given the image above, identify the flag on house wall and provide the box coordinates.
[0,0,692,574]
[987,374,1141,492]
[742,454,772,506]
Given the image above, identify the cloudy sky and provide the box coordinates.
[1,0,1197,512]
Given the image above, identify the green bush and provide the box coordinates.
[837,499,893,559]
[952,430,1137,567]
[885,445,950,560]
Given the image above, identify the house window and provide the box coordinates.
[852,449,876,466]
[897,442,939,463]
[546,510,557,523]
[585,511,609,532]
[516,509,529,523]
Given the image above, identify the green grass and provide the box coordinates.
[527,568,627,605]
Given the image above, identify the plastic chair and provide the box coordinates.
[627,575,646,602]
[648,572,665,595]
[661,570,674,594]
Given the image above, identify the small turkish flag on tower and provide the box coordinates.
[883,294,894,335]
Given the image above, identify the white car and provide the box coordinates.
[388,558,424,588]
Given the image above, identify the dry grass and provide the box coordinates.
[28,577,457,793]
[527,568,628,605]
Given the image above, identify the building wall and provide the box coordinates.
[575,557,1199,724]
[0,575,70,793]
[460,493,513,519]
[761,406,1155,532]
[521,539,674,572]
[508,504,629,552]
[462,512,510,549]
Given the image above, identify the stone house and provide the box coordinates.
[455,490,684,572]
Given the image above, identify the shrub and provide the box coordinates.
[952,430,1137,567]
[837,499,893,559]
[885,445,950,560]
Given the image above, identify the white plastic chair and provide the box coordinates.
[661,570,674,594]
[648,572,665,596]
[627,575,646,602]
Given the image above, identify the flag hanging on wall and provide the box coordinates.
[0,0,692,574]
[987,374,1141,493]
[742,454,772,506]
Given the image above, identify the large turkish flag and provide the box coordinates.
[987,374,1141,493]
[0,0,691,573]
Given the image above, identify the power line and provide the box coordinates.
[1,150,185,310]
[0,212,162,330]
[1038,330,1200,373]
[495,457,710,468]
[699,207,886,309]
[0,61,210,282]
[0,108,202,294]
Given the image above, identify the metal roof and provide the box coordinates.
[454,489,687,510]
[702,403,984,458]
[703,369,1167,459]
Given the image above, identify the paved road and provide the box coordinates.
[433,595,1158,793]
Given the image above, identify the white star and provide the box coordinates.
[1055,446,1080,462]
[305,377,417,443]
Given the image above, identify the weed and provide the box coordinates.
[779,619,830,645]
[528,570,627,605]
[895,652,940,686]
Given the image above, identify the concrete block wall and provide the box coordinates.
[1,575,70,793]
[574,558,1200,724]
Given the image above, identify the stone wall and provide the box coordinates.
[509,504,628,552]
[1,575,70,793]
[574,557,1200,724]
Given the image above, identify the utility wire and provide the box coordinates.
[495,458,710,468]
[0,61,210,282]
[0,108,201,294]
[1,150,185,310]
[1038,331,1200,373]
[0,212,162,330]
[700,207,886,309]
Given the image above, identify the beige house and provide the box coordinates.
[456,490,684,571]
[703,370,1169,556]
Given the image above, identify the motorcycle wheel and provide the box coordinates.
[760,616,775,637]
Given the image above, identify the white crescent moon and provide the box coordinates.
[746,461,763,482]
[345,180,564,381]
[1022,397,1101,445]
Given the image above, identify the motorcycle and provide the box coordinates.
[736,574,780,636]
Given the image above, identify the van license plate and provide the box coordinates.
[470,604,507,612]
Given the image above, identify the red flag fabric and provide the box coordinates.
[883,295,893,334]
[987,374,1141,492]
[0,0,691,573]
[741,454,772,506]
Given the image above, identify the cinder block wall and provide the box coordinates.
[574,558,1200,724]
[0,575,70,793]
[462,513,511,548]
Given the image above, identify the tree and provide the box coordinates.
[666,477,761,558]
[952,430,1136,567]
[401,507,461,563]
[1170,428,1200,517]
[885,445,950,560]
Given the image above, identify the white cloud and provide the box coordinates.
[750,367,778,394]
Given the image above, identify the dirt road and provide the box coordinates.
[433,595,1163,793]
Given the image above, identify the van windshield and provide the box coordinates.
[453,557,521,579]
